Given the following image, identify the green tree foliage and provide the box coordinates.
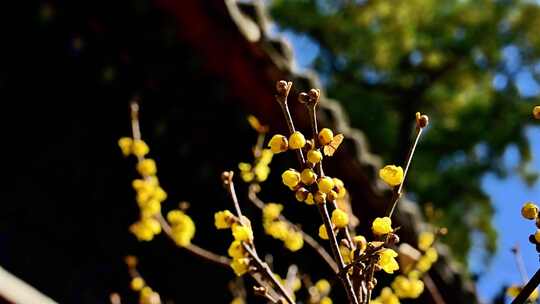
[270,0,540,263]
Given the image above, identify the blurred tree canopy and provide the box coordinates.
[270,0,540,264]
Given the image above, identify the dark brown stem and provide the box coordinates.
[248,184,339,273]
[155,214,232,268]
[512,267,540,304]
[243,243,296,304]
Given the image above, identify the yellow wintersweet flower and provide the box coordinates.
[305,193,315,205]
[379,165,404,187]
[418,231,435,251]
[230,258,250,276]
[253,164,270,182]
[130,277,145,291]
[533,105,540,119]
[318,176,335,194]
[378,248,399,274]
[232,223,253,242]
[521,202,539,220]
[416,256,433,273]
[118,137,133,156]
[263,203,283,221]
[167,211,195,247]
[228,240,246,259]
[132,139,149,157]
[507,285,539,301]
[130,221,155,241]
[339,245,353,264]
[230,297,245,304]
[214,210,235,229]
[372,217,393,235]
[284,231,304,252]
[374,287,400,304]
[307,149,323,164]
[535,230,540,243]
[315,279,331,295]
[137,159,157,176]
[425,247,438,263]
[282,169,301,188]
[265,221,289,239]
[392,275,424,299]
[318,128,334,145]
[333,177,347,198]
[320,297,333,304]
[268,134,288,153]
[301,168,317,185]
[354,235,367,254]
[331,209,349,228]
[319,224,329,240]
[288,131,306,149]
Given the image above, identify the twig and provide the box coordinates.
[248,184,339,273]
[387,126,423,218]
[155,213,232,268]
[423,273,446,304]
[298,88,359,304]
[242,243,296,304]
[223,173,296,304]
[512,244,530,284]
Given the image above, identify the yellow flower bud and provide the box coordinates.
[318,128,334,145]
[314,191,327,204]
[535,230,540,243]
[295,188,309,202]
[301,168,317,185]
[305,193,315,205]
[137,159,157,176]
[284,231,304,252]
[132,139,149,157]
[522,202,539,220]
[118,137,133,156]
[318,176,335,194]
[268,134,288,153]
[418,231,435,251]
[232,224,253,242]
[372,217,393,235]
[307,149,323,164]
[533,105,540,119]
[214,210,235,229]
[353,235,367,253]
[288,131,306,149]
[425,247,438,263]
[315,279,331,295]
[282,169,300,188]
[320,297,333,304]
[130,277,145,291]
[318,224,329,240]
[265,221,289,239]
[331,209,349,228]
[379,165,404,187]
[263,203,283,221]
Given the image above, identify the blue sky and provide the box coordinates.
[277,27,540,303]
